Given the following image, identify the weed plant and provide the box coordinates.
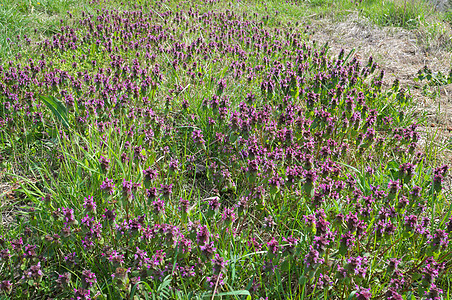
[0,0,451,299]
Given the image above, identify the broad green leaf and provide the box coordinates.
[39,94,70,129]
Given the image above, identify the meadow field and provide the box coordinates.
[0,0,451,299]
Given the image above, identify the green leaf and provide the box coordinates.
[39,95,70,129]
[343,48,356,65]
[204,290,250,298]
[91,42,99,56]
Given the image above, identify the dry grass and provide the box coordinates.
[311,12,452,188]
[312,13,451,120]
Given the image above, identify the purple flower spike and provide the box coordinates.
[355,286,371,300]
[192,129,206,145]
[211,253,228,274]
[159,184,173,198]
[100,177,115,195]
[152,198,165,214]
[83,195,96,213]
[424,283,443,300]
[81,269,97,287]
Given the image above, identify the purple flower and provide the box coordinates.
[434,164,448,176]
[25,262,43,280]
[73,287,91,300]
[23,244,37,258]
[83,195,96,213]
[143,167,158,182]
[385,288,403,300]
[200,241,216,259]
[388,179,401,195]
[305,169,317,184]
[0,280,12,293]
[81,269,97,287]
[99,155,110,171]
[192,129,206,145]
[346,212,359,232]
[108,250,125,265]
[112,267,130,282]
[134,247,149,265]
[433,164,448,191]
[81,236,94,250]
[208,196,220,211]
[346,256,368,278]
[421,259,441,286]
[387,258,401,273]
[248,238,262,251]
[375,219,397,237]
[56,272,71,289]
[122,179,134,199]
[314,273,333,290]
[262,259,278,273]
[282,236,298,254]
[64,252,77,265]
[304,214,316,231]
[100,177,115,195]
[169,158,180,172]
[236,196,249,213]
[404,215,417,231]
[178,198,190,213]
[0,249,11,261]
[304,245,324,268]
[150,250,166,268]
[152,198,165,214]
[336,265,347,279]
[263,215,276,229]
[398,195,409,208]
[313,235,330,253]
[268,173,284,190]
[146,187,158,200]
[410,185,422,198]
[221,207,236,223]
[217,78,226,94]
[59,207,75,225]
[211,253,228,274]
[267,237,279,255]
[206,273,224,289]
[424,283,443,300]
[159,184,173,198]
[340,232,355,248]
[133,145,146,162]
[389,271,405,290]
[196,225,210,245]
[102,209,116,222]
[81,214,95,229]
[355,286,371,300]
[429,229,449,248]
[446,217,452,233]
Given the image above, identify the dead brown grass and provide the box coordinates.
[311,13,452,187]
[311,13,451,123]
